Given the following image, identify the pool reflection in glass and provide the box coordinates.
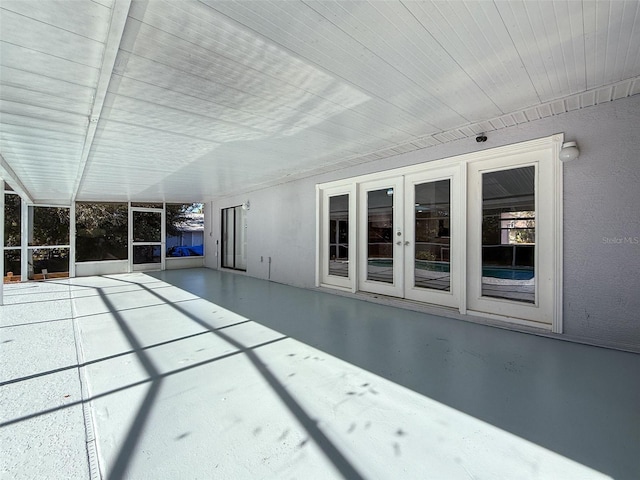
[367,188,394,283]
[481,166,535,303]
[414,180,451,291]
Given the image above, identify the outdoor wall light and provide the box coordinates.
[242,200,250,211]
[559,141,580,162]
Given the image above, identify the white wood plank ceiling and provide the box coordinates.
[1,0,639,204]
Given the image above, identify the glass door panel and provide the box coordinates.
[414,180,451,291]
[366,188,394,284]
[358,178,403,297]
[221,205,247,271]
[320,186,354,289]
[328,194,349,278]
[222,207,235,268]
[467,148,555,327]
[404,167,460,308]
[481,166,535,303]
[234,207,247,270]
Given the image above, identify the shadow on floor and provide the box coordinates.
[148,268,640,480]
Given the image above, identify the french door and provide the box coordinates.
[319,135,561,331]
[358,178,404,297]
[358,167,460,308]
[404,168,460,308]
[467,151,556,326]
[320,185,355,289]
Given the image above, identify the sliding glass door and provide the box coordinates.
[221,205,246,271]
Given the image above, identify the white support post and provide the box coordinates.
[69,202,76,278]
[128,202,133,273]
[21,198,28,282]
[161,202,166,271]
[1,182,4,305]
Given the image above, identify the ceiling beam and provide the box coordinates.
[0,153,34,203]
[71,0,132,203]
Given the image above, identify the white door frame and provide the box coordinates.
[129,206,165,272]
[358,177,404,297]
[404,166,461,308]
[317,135,563,332]
[318,184,356,290]
[466,150,556,328]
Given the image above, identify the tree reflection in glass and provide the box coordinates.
[482,166,535,303]
[414,180,451,291]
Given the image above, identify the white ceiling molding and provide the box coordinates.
[70,0,132,202]
[360,76,640,162]
[234,77,640,194]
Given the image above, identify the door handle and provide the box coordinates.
[396,241,402,246]
[404,241,410,246]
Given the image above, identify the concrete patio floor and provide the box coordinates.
[1,269,639,479]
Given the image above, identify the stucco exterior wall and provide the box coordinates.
[205,95,640,351]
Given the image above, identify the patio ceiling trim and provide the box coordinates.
[70,0,132,203]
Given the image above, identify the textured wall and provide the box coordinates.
[560,98,640,350]
[205,95,640,350]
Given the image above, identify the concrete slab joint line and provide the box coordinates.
[70,282,102,480]
[95,274,366,480]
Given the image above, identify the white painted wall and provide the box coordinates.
[205,95,640,351]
